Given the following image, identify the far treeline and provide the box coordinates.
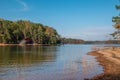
[0,18,84,45]
[0,18,61,44]
[84,40,120,44]
[0,18,120,45]
[61,38,84,44]
[60,38,120,44]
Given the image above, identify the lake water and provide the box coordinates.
[0,44,104,80]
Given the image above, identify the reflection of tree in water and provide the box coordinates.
[0,46,58,66]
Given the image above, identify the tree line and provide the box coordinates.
[0,18,89,45]
[0,18,61,44]
[61,38,84,44]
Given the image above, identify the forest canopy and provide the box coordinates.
[0,18,61,44]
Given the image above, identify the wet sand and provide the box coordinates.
[88,46,120,80]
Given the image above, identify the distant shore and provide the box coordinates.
[88,46,120,80]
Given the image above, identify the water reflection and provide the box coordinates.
[0,46,58,66]
[0,45,103,80]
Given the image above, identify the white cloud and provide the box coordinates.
[16,0,29,11]
[78,26,115,40]
[63,26,115,41]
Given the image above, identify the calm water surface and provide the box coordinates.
[0,44,104,80]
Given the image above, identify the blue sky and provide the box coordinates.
[0,0,119,40]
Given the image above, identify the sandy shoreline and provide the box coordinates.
[88,46,120,80]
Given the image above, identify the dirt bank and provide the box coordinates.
[88,46,120,80]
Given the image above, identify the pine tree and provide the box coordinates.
[112,0,120,40]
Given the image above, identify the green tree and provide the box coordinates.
[0,18,61,44]
[112,1,120,40]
